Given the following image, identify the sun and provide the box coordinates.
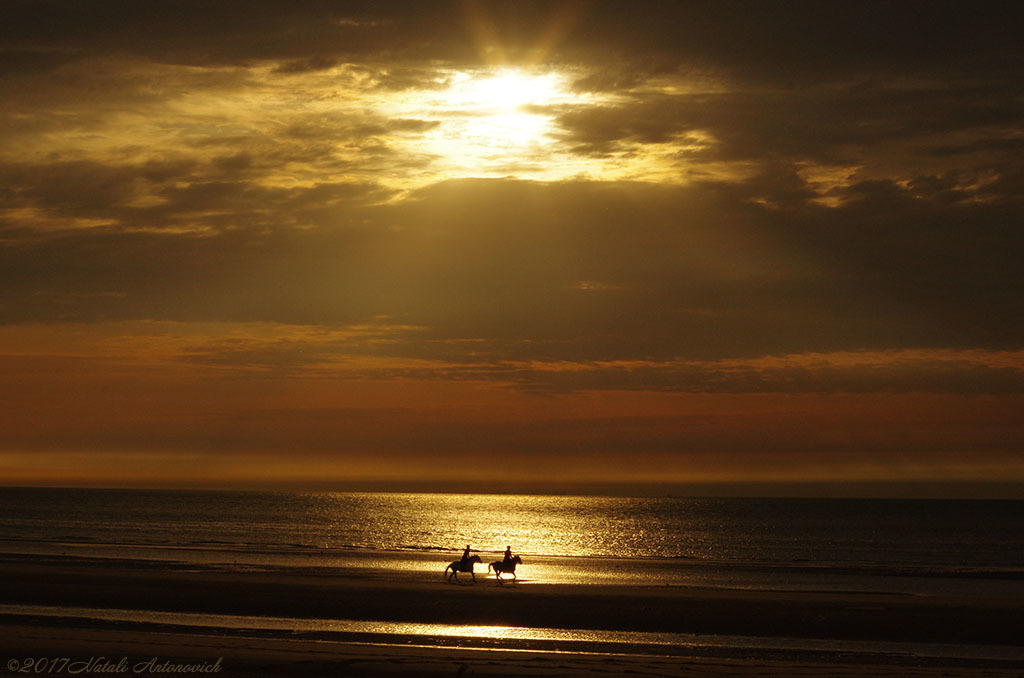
[378,67,593,180]
[429,69,567,151]
[450,69,563,111]
[369,65,680,185]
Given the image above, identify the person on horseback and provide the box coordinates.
[447,547,482,583]
[489,546,521,583]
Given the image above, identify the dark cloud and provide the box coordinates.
[564,2,1022,88]
[2,1,1019,80]
[0,158,392,233]
[0,159,197,221]
[173,331,1024,395]
[925,137,1024,157]
[496,358,1024,396]
[551,80,1024,164]
[0,1,479,70]
[272,56,342,75]
[3,175,1020,369]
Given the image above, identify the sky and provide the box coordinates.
[1,1,1022,495]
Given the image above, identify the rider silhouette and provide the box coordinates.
[503,545,513,564]
[461,544,472,567]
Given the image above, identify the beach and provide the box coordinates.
[2,552,1022,677]
[6,623,1023,678]
[3,490,1023,676]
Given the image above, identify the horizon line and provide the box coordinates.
[3,479,1022,500]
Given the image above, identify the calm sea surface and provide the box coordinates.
[1,487,1022,596]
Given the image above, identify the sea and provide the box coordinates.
[1,487,1022,592]
[1,487,1023,663]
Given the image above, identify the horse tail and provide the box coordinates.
[487,563,493,573]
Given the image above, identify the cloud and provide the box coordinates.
[0,0,1022,487]
[4,2,1019,83]
[488,352,1024,395]
[2,173,1021,363]
[175,332,1024,395]
[1,318,1021,487]
[551,80,1024,169]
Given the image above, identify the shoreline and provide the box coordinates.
[1,555,1021,644]
[3,542,1022,598]
[1,553,1021,676]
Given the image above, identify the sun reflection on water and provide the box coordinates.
[309,492,720,564]
[0,602,677,646]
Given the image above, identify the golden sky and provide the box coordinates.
[1,1,1022,494]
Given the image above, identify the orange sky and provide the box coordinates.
[1,2,1022,495]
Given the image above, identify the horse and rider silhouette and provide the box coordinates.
[488,554,522,583]
[445,544,522,584]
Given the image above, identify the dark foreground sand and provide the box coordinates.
[5,623,1023,678]
[1,554,1021,677]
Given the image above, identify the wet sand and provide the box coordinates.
[5,623,1024,678]
[1,554,1021,676]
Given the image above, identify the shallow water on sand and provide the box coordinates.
[3,540,1023,599]
[5,603,1023,663]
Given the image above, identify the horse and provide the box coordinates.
[445,554,482,583]
[488,555,522,583]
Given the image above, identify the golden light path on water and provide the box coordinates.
[4,604,1022,662]
[305,492,721,563]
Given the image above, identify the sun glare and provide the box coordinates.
[373,66,680,185]
[450,69,563,110]
[378,67,593,181]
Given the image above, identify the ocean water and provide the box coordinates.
[3,487,1023,664]
[1,487,1022,596]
